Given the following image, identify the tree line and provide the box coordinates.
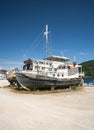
[80,60,94,77]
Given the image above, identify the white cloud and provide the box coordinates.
[80,52,89,56]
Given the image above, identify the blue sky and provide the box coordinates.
[0,0,94,69]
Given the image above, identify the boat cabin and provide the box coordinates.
[22,55,84,78]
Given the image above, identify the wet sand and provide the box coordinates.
[0,86,94,130]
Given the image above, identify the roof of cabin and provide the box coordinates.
[44,55,70,62]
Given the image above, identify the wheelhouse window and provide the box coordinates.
[58,65,67,69]
[48,68,52,71]
[54,68,57,71]
[23,63,33,70]
[58,66,62,69]
[29,64,33,70]
[42,67,45,70]
[35,66,40,70]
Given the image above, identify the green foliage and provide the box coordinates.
[71,84,77,90]
[80,60,94,77]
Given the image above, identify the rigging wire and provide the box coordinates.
[21,27,45,61]
[26,36,44,59]
[0,25,52,69]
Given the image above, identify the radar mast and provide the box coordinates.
[44,25,49,58]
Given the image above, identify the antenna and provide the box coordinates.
[44,25,49,58]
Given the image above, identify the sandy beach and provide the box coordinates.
[0,86,94,130]
[0,80,10,87]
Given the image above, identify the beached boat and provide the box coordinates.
[6,69,17,84]
[15,25,84,90]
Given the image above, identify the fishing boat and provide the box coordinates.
[15,25,84,90]
[6,69,17,84]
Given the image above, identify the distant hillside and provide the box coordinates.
[80,60,94,77]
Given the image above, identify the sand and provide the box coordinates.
[0,86,94,130]
[0,80,10,87]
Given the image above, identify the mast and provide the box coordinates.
[44,25,49,58]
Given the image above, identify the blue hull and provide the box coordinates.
[16,72,82,90]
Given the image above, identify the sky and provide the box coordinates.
[0,0,94,69]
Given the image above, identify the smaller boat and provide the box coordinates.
[6,69,17,84]
[89,80,94,87]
